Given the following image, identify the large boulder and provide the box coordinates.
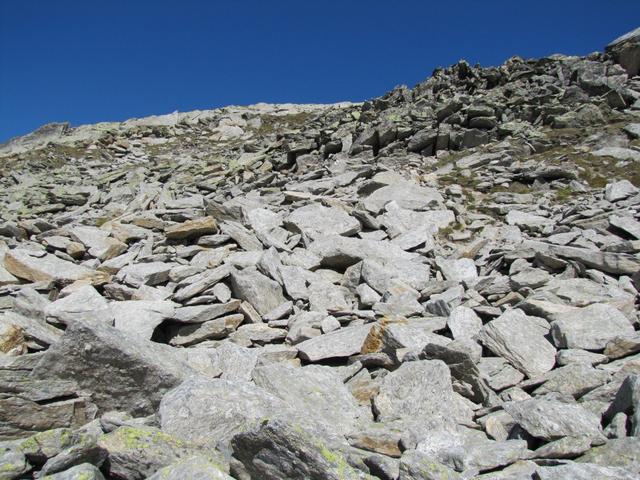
[504,398,604,442]
[231,419,372,480]
[97,426,223,480]
[252,363,370,436]
[31,322,195,416]
[550,304,634,350]
[158,377,291,449]
[606,27,640,77]
[373,360,459,431]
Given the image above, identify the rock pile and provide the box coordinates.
[1,28,640,480]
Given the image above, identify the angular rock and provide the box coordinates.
[98,426,220,480]
[504,398,604,441]
[550,303,634,350]
[168,313,244,346]
[373,360,457,431]
[45,286,113,326]
[41,463,106,480]
[159,376,290,449]
[231,419,371,480]
[5,250,104,285]
[253,363,369,435]
[363,184,443,214]
[286,204,360,238]
[447,306,483,340]
[479,309,556,378]
[230,268,285,316]
[31,321,195,416]
[297,324,373,362]
[147,456,232,480]
[165,216,217,240]
[111,300,176,340]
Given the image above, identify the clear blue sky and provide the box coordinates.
[1,1,639,143]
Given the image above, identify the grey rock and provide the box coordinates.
[0,451,30,479]
[363,184,443,214]
[31,321,195,416]
[308,280,354,313]
[373,360,459,431]
[117,262,174,287]
[478,357,525,391]
[434,257,477,283]
[610,214,640,240]
[607,26,640,76]
[111,300,175,340]
[447,306,483,340]
[69,225,127,260]
[398,450,461,479]
[604,180,639,202]
[535,461,637,480]
[286,204,360,238]
[604,332,640,359]
[362,257,430,293]
[231,419,372,480]
[531,363,611,399]
[577,437,640,474]
[604,374,640,436]
[297,324,373,362]
[0,311,62,348]
[168,314,244,346]
[173,265,231,302]
[147,456,232,480]
[159,376,290,449]
[593,147,640,162]
[556,349,608,367]
[45,286,113,326]
[253,363,369,435]
[504,398,604,441]
[4,249,102,285]
[309,235,416,269]
[230,268,286,316]
[478,309,556,378]
[172,300,241,324]
[531,436,593,459]
[97,426,221,480]
[40,463,106,480]
[550,303,634,350]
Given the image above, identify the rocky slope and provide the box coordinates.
[1,27,640,480]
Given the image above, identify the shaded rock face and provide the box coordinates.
[1,26,640,480]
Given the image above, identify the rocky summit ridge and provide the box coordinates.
[1,28,640,480]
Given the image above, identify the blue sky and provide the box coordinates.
[1,1,639,143]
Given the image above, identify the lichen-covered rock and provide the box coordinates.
[97,426,224,480]
[231,419,373,480]
[146,456,233,480]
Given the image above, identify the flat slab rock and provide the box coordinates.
[296,323,373,362]
[478,309,556,378]
[4,249,105,284]
[285,203,361,238]
[550,303,634,350]
[504,398,604,441]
